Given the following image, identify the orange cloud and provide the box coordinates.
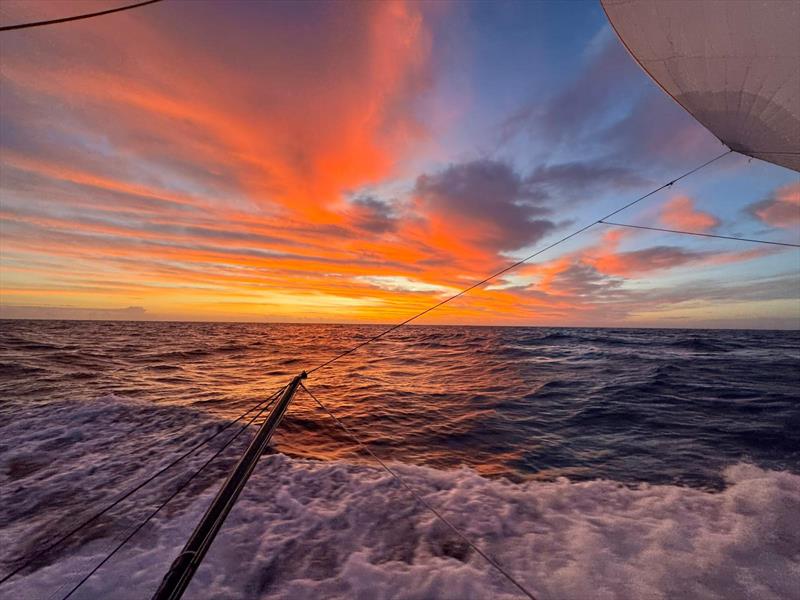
[0,0,433,223]
[590,246,707,276]
[0,2,795,328]
[747,183,800,228]
[660,195,720,232]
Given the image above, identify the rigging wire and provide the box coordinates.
[299,383,539,600]
[1,149,739,595]
[0,385,286,586]
[307,149,733,376]
[599,220,800,248]
[0,0,163,31]
[57,392,282,600]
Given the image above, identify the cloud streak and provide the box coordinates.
[0,2,795,327]
[660,195,720,232]
[746,183,800,229]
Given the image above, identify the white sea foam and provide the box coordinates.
[1,397,799,600]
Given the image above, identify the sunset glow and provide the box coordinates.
[1,0,798,328]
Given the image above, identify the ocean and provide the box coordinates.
[1,320,798,600]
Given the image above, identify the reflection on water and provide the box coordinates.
[1,320,798,489]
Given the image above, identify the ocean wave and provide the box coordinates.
[1,395,798,600]
[666,338,731,353]
[2,322,799,599]
[2,454,797,600]
[0,362,47,377]
[141,348,213,361]
[524,332,576,345]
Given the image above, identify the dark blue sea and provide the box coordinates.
[1,321,798,600]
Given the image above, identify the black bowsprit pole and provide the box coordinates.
[152,371,307,600]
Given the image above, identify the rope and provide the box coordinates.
[299,383,539,600]
[57,392,281,600]
[0,386,285,586]
[0,0,163,31]
[307,149,733,375]
[599,220,800,248]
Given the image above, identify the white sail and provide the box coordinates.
[601,0,800,173]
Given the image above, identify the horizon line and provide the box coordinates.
[0,316,798,332]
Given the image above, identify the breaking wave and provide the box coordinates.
[1,395,798,600]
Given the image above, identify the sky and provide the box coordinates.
[0,0,798,328]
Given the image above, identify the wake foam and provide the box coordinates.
[3,458,798,599]
[1,395,798,600]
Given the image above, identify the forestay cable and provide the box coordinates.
[0,385,286,586]
[299,383,539,600]
[308,149,733,375]
[57,392,282,600]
